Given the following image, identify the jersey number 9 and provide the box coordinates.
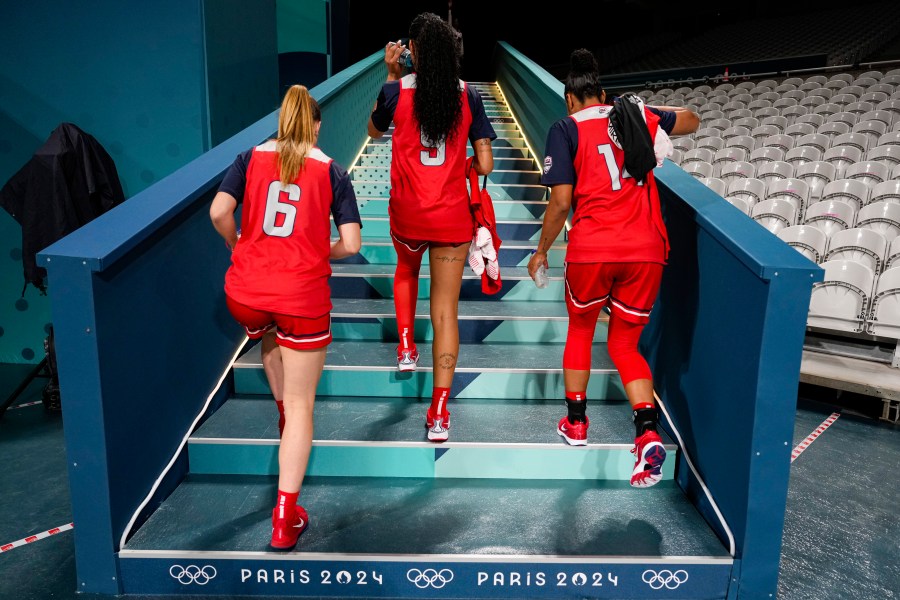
[420,131,446,166]
[263,181,301,237]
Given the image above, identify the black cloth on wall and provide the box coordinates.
[0,123,124,293]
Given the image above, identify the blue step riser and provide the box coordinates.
[352,182,545,201]
[352,169,540,186]
[234,369,622,400]
[333,246,565,268]
[330,317,585,344]
[357,198,547,219]
[119,557,731,599]
[187,443,673,480]
[329,278,565,301]
[358,157,535,170]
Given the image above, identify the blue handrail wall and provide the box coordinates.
[39,50,384,595]
[494,43,822,600]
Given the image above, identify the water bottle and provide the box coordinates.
[534,264,549,289]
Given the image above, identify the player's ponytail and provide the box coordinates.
[565,49,604,102]
[277,85,322,185]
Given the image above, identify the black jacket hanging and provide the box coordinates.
[0,123,125,293]
[609,93,657,184]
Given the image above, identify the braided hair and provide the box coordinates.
[565,49,603,102]
[410,12,463,146]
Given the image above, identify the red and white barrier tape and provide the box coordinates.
[0,522,73,553]
[791,413,840,463]
[9,400,43,410]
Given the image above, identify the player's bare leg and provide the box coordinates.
[260,330,287,436]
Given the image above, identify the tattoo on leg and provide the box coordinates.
[433,255,464,263]
[438,352,457,370]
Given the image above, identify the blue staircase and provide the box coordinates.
[116,83,733,598]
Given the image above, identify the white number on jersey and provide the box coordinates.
[262,181,301,237]
[420,131,447,166]
[597,144,644,189]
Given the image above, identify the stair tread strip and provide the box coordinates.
[329,265,559,281]
[331,298,572,320]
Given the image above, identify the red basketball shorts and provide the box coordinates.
[564,262,664,325]
[225,296,332,350]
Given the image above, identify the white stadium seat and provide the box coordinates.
[723,125,751,140]
[696,136,726,152]
[859,110,893,128]
[866,145,900,167]
[786,146,823,169]
[875,100,900,122]
[831,94,855,108]
[870,181,900,206]
[670,149,684,165]
[877,131,900,146]
[713,147,748,175]
[763,134,795,153]
[846,161,890,188]
[734,117,761,130]
[726,196,751,215]
[808,260,876,333]
[887,237,900,270]
[726,135,756,154]
[748,99,772,111]
[761,115,789,131]
[720,161,756,184]
[683,148,715,169]
[832,132,869,153]
[825,227,888,274]
[823,145,863,179]
[846,101,875,116]
[774,98,799,113]
[804,199,856,239]
[750,147,785,166]
[674,137,695,152]
[796,161,837,201]
[856,201,900,241]
[796,113,826,128]
[806,75,828,86]
[867,266,900,338]
[852,120,889,148]
[814,103,841,117]
[859,71,884,81]
[861,92,890,105]
[829,73,853,85]
[821,178,870,213]
[797,133,830,154]
[709,118,731,132]
[726,178,767,206]
[687,161,713,179]
[800,96,827,111]
[766,178,810,212]
[701,177,727,196]
[778,225,828,263]
[817,122,851,142]
[757,161,794,185]
[786,123,816,140]
[752,199,797,234]
[755,107,780,120]
[751,125,780,144]
[826,111,858,127]
[782,105,810,124]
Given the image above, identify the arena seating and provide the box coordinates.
[652,67,900,338]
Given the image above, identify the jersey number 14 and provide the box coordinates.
[597,144,643,189]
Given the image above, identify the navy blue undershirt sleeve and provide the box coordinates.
[371,81,400,133]
[218,148,253,203]
[467,86,497,144]
[329,162,362,228]
[540,118,578,187]
[647,107,676,135]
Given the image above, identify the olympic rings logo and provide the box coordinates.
[642,569,688,590]
[169,564,217,585]
[406,568,454,589]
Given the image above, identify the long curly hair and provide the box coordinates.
[410,12,462,146]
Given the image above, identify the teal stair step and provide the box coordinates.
[367,137,527,149]
[234,341,620,399]
[355,197,548,219]
[351,180,545,201]
[352,167,539,186]
[363,146,528,159]
[328,264,566,301]
[357,156,536,171]
[189,397,674,480]
[328,297,595,344]
[332,216,545,240]
[119,475,732,598]
[338,236,565,265]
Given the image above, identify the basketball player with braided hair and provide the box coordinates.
[211,85,361,548]
[368,12,496,442]
[528,50,699,487]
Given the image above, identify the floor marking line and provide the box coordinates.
[791,412,840,463]
[9,400,43,410]
[0,523,73,553]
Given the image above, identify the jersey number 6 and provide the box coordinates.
[263,181,301,237]
[420,131,446,166]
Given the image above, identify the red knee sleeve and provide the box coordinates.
[563,306,602,370]
[606,315,652,385]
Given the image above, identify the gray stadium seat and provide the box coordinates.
[761,116,789,131]
[723,100,746,112]
[758,161,794,185]
[809,87,835,101]
[734,117,761,130]
[714,83,735,93]
[808,259,875,333]
[894,163,900,180]
[876,100,900,122]
[867,266,900,338]
[670,148,684,165]
[784,90,806,102]
[786,146,823,168]
[870,181,900,206]
[861,92,890,105]
[866,145,900,167]
[860,110,893,128]
[843,86,866,99]
[782,105,810,124]
[828,73,853,85]
[806,75,828,86]
[821,178,870,213]
[813,103,841,117]
[696,136,726,153]
[825,228,888,274]
[674,137,695,152]
[723,125,752,140]
[748,99,773,111]
[752,199,797,234]
[778,225,828,263]
[682,148,715,169]
[695,126,720,139]
[764,134,795,153]
[709,118,731,132]
[804,199,856,239]
[751,125,780,145]
[854,77,879,89]
[846,101,875,116]
[787,123,816,140]
[856,201,900,242]
[726,178,767,206]
[775,84,798,94]
[783,77,804,87]
[877,131,900,147]
[832,132,869,153]
[758,79,778,89]
[750,146,785,166]
[797,161,837,201]
[859,71,884,81]
[774,98,799,113]
[720,161,756,184]
[726,196,751,215]
[826,111,858,127]
[831,94,856,107]
[825,80,849,93]
[796,113,826,128]
[823,146,863,179]
[797,133,830,154]
[713,147,748,176]
[701,177,727,196]
[687,161,714,179]
[728,109,753,121]
[818,122,851,142]
[887,237,900,270]
[799,82,821,93]
[726,135,756,154]
[869,83,896,96]
[759,92,780,103]
[734,82,755,92]
[846,161,891,188]
[766,178,810,212]
[853,120,889,149]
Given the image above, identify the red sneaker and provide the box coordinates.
[270,504,309,550]
[426,406,450,442]
[397,348,420,372]
[557,415,589,446]
[631,430,667,488]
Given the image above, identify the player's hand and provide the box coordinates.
[384,40,405,80]
[527,250,548,280]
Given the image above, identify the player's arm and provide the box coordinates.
[210,192,239,250]
[647,105,700,136]
[527,184,571,279]
[330,223,361,259]
[368,42,404,138]
[472,138,493,175]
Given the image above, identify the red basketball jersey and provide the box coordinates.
[388,74,474,242]
[566,105,669,264]
[225,142,337,317]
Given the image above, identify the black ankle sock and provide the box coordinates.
[566,398,587,424]
[633,407,658,437]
